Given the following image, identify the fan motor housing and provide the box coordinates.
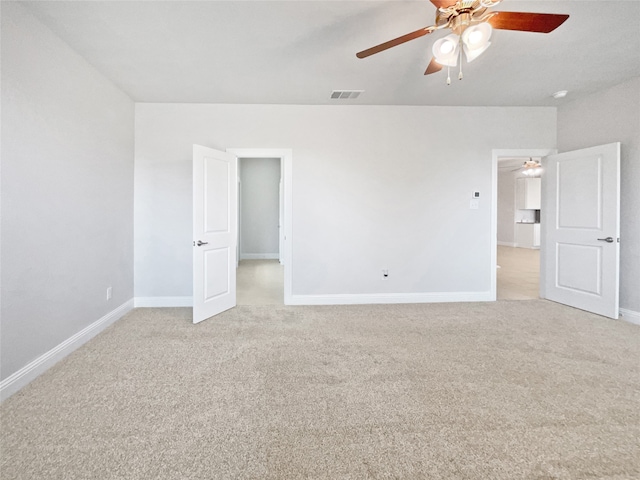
[435,1,489,32]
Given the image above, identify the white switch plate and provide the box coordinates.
[470,199,479,209]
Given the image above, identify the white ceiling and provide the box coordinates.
[19,0,640,106]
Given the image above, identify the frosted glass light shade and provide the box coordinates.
[462,23,492,48]
[461,23,492,62]
[432,34,460,67]
[463,41,491,62]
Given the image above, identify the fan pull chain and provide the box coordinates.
[447,66,451,85]
[458,48,463,80]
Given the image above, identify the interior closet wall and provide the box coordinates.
[240,158,280,259]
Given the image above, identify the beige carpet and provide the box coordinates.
[1,301,639,479]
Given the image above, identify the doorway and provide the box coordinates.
[237,157,283,305]
[497,156,541,299]
[227,148,293,306]
[491,149,555,300]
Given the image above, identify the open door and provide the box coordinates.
[541,143,620,319]
[193,145,238,324]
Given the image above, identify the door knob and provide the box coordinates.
[196,240,208,246]
[597,237,614,243]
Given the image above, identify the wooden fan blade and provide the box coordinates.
[356,26,434,59]
[430,0,458,8]
[424,57,443,75]
[488,12,569,33]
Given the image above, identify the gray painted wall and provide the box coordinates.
[134,104,556,298]
[497,170,516,245]
[498,168,538,245]
[240,158,280,258]
[557,76,640,313]
[1,3,135,381]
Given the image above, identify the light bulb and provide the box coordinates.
[462,23,492,51]
[468,30,483,45]
[440,40,455,55]
[432,34,460,67]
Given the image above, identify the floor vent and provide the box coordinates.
[330,90,363,100]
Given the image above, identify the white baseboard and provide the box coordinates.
[134,296,193,307]
[619,308,640,326]
[0,299,134,402]
[497,241,517,247]
[286,291,493,306]
[240,253,279,260]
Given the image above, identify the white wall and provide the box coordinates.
[240,158,280,259]
[1,3,135,382]
[497,170,516,246]
[498,168,538,246]
[135,104,556,301]
[557,76,640,314]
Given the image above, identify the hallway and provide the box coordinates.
[237,259,284,305]
[497,246,540,300]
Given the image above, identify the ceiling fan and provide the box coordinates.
[356,0,569,83]
[500,158,543,175]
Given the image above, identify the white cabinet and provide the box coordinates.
[516,177,541,210]
[515,223,540,248]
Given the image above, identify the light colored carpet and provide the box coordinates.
[1,301,639,479]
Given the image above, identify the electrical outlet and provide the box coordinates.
[106,286,112,300]
[382,269,389,280]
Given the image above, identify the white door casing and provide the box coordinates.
[193,145,238,324]
[491,149,556,300]
[279,178,284,264]
[542,143,620,319]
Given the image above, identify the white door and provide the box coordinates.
[541,143,620,319]
[193,145,237,324]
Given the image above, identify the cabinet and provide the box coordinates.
[515,223,540,248]
[516,177,541,210]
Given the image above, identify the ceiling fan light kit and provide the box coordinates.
[356,0,569,85]
[522,159,542,176]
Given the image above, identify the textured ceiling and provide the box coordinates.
[18,0,640,106]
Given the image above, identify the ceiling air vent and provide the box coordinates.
[330,90,364,100]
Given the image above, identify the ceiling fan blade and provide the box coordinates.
[488,12,569,33]
[430,0,458,8]
[356,26,434,59]
[424,57,443,75]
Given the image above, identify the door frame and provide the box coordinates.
[491,148,556,300]
[227,148,293,305]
